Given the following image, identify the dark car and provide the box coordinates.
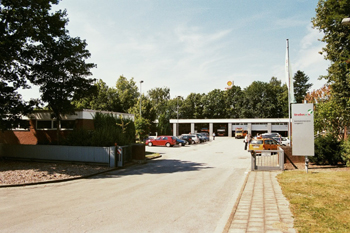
[175,137,186,146]
[198,132,209,141]
[179,135,193,145]
[196,133,206,143]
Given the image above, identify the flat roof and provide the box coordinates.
[169,118,289,124]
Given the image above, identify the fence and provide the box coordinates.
[249,148,285,171]
[0,144,134,168]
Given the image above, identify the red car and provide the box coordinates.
[146,136,176,147]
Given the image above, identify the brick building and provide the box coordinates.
[0,109,134,145]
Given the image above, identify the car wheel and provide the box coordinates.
[166,142,171,147]
[148,142,153,147]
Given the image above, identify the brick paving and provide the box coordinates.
[228,171,295,233]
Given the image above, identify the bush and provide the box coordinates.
[62,112,135,147]
[341,138,350,167]
[310,134,344,165]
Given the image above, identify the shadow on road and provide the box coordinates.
[95,159,213,179]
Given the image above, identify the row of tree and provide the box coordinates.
[73,72,312,138]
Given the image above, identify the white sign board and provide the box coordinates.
[292,103,314,156]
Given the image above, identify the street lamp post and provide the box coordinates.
[139,80,143,117]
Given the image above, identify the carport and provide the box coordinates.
[170,118,289,139]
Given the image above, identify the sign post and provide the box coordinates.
[292,103,314,172]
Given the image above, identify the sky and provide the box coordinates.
[21,0,330,100]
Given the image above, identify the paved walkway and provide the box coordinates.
[228,171,296,233]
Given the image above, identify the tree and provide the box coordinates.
[29,34,96,143]
[0,0,66,130]
[224,85,244,118]
[182,93,204,119]
[73,79,121,112]
[268,77,288,118]
[312,0,350,134]
[201,89,226,118]
[148,87,170,117]
[293,70,313,103]
[115,76,139,113]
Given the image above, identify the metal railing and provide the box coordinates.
[248,148,284,171]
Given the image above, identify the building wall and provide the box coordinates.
[0,119,94,145]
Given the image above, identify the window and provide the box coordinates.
[61,120,75,129]
[10,120,30,131]
[37,121,52,129]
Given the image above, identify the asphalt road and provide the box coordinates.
[0,137,251,233]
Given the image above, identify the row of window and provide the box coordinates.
[12,120,76,130]
[36,120,76,130]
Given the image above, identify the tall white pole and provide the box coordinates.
[286,39,291,141]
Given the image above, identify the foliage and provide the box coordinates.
[116,76,139,113]
[225,86,244,118]
[158,112,172,135]
[293,70,313,103]
[148,87,170,117]
[134,117,151,141]
[341,138,350,167]
[62,112,135,146]
[312,0,350,135]
[310,134,344,165]
[0,0,65,130]
[314,98,347,139]
[201,89,227,118]
[73,79,121,112]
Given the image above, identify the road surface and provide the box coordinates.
[0,137,251,233]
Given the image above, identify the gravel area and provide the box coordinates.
[0,160,113,186]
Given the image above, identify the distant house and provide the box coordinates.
[0,109,134,145]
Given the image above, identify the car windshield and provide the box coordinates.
[251,140,263,144]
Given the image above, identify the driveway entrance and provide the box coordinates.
[0,138,250,233]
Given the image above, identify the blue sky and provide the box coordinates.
[22,0,330,100]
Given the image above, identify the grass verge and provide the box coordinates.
[277,170,350,233]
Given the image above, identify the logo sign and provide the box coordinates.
[225,81,234,90]
[292,103,314,156]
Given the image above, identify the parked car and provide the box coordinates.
[198,132,209,141]
[175,137,186,146]
[179,135,193,145]
[249,137,279,154]
[196,133,206,143]
[146,136,176,147]
[190,135,200,144]
[262,132,281,138]
[280,137,290,146]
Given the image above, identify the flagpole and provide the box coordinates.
[286,39,291,141]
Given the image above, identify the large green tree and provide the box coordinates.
[293,70,313,103]
[115,76,139,113]
[224,85,244,118]
[0,0,66,130]
[312,0,350,133]
[201,89,227,118]
[182,93,204,119]
[73,79,121,112]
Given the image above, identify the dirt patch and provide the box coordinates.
[0,160,112,186]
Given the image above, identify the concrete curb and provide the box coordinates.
[222,170,251,233]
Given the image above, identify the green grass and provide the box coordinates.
[277,170,350,233]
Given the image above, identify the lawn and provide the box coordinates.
[277,169,350,233]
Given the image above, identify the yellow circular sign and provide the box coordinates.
[227,81,232,86]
